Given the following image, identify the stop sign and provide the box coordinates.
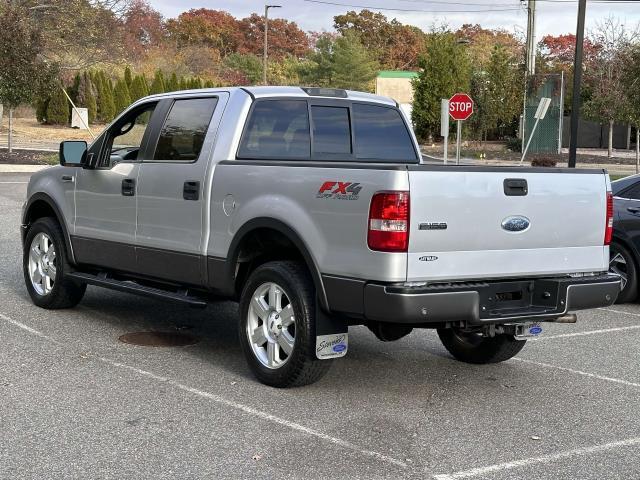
[449,93,474,121]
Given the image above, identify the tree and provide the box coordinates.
[334,9,425,69]
[238,13,310,60]
[471,45,522,142]
[129,74,148,101]
[621,44,640,169]
[412,28,471,141]
[299,34,336,87]
[95,70,116,122]
[0,4,56,151]
[77,72,97,123]
[113,78,131,114]
[46,86,70,125]
[166,8,242,57]
[124,66,133,89]
[166,72,179,92]
[224,53,263,85]
[299,32,378,91]
[149,69,165,94]
[331,31,379,91]
[122,0,165,62]
[583,17,637,157]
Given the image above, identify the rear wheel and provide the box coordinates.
[437,327,526,364]
[239,261,332,387]
[23,217,86,309]
[609,242,638,303]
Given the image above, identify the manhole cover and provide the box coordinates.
[118,331,199,347]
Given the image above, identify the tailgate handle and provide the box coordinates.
[504,178,528,196]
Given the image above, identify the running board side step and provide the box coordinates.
[67,272,208,308]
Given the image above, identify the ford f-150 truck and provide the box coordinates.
[21,86,621,387]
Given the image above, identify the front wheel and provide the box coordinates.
[437,328,526,364]
[23,217,86,309]
[238,261,332,388]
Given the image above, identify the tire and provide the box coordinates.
[609,242,638,304]
[238,261,332,388]
[437,328,526,364]
[23,217,86,309]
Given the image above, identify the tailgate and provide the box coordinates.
[407,167,609,282]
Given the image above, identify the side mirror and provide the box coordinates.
[59,141,87,167]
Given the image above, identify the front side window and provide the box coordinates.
[311,106,351,155]
[102,102,157,167]
[153,97,218,162]
[353,104,417,161]
[238,100,310,159]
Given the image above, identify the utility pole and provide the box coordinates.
[521,0,536,143]
[263,4,281,86]
[568,0,587,168]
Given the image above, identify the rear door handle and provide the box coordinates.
[121,178,135,196]
[627,207,640,214]
[61,175,74,183]
[183,181,200,201]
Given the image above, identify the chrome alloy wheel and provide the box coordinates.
[246,282,295,369]
[28,232,57,296]
[610,252,628,291]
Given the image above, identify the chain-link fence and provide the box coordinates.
[523,73,564,154]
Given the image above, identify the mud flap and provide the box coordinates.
[315,302,348,360]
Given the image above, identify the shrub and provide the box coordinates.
[46,86,69,125]
[531,155,558,167]
[505,136,522,152]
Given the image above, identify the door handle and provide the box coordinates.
[627,207,640,214]
[122,178,136,196]
[504,178,528,196]
[183,181,200,201]
[61,175,74,183]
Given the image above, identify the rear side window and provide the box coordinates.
[353,104,417,161]
[153,97,218,162]
[238,100,310,159]
[311,106,351,155]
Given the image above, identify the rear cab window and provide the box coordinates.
[237,97,418,163]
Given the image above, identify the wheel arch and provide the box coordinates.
[219,218,330,312]
[22,193,76,265]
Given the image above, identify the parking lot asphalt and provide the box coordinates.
[1,172,639,480]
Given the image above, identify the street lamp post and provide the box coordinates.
[263,4,281,86]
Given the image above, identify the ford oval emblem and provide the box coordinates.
[333,343,346,353]
[529,326,543,335]
[501,215,530,233]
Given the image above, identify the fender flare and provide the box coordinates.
[222,217,330,312]
[23,193,76,265]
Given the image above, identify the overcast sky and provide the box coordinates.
[150,0,640,42]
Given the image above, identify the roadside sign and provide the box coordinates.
[449,93,474,121]
[441,99,450,164]
[521,97,552,163]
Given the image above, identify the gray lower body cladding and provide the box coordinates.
[324,274,621,324]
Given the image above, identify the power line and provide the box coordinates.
[301,0,524,13]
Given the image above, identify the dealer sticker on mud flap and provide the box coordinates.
[316,334,348,359]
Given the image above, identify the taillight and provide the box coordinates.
[605,191,613,245]
[368,191,410,252]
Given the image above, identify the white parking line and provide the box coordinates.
[0,181,28,184]
[0,311,408,470]
[432,436,640,479]
[513,357,640,389]
[531,325,640,341]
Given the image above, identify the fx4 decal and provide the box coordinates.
[316,181,363,200]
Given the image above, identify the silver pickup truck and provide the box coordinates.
[22,86,621,387]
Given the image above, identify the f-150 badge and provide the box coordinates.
[316,181,362,200]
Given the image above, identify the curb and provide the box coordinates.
[0,164,51,173]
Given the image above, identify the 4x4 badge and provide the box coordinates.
[316,181,362,200]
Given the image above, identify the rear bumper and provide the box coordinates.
[326,274,620,325]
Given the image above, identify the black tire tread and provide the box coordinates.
[23,217,86,309]
[239,260,332,387]
[610,241,638,304]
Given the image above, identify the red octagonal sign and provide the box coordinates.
[449,93,474,121]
